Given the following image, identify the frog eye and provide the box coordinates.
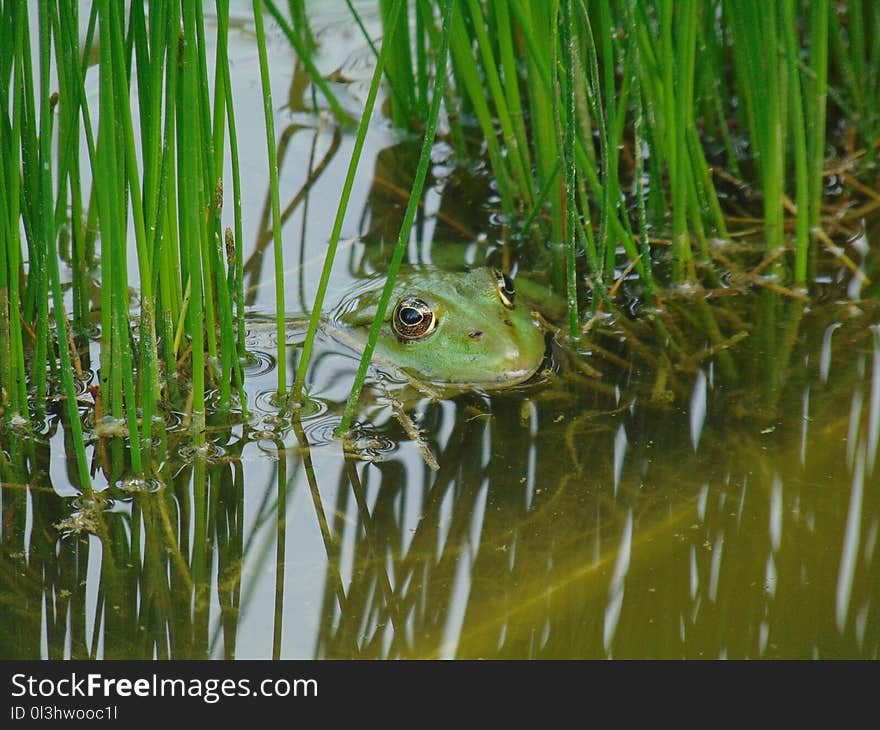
[392,297,437,341]
[493,269,515,309]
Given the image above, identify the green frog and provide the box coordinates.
[326,267,547,390]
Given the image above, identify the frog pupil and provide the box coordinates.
[392,296,436,340]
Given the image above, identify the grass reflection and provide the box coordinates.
[1,286,878,658]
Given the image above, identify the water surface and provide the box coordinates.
[0,1,878,660]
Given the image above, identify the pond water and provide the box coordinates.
[0,2,878,660]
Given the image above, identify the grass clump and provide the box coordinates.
[332,0,877,302]
[0,0,251,486]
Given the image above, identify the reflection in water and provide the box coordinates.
[2,289,879,659]
[2,5,879,660]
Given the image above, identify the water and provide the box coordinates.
[0,2,878,660]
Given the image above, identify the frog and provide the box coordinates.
[325,267,548,390]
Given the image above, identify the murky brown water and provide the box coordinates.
[0,2,878,660]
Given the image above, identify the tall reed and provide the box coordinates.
[338,0,456,434]
[292,0,408,402]
[328,1,871,297]
[0,1,249,482]
[277,0,880,424]
[3,1,877,461]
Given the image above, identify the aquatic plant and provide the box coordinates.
[313,0,876,293]
[0,0,249,487]
[0,2,878,662]
[1,0,878,478]
[275,0,879,414]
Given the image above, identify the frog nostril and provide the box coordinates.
[503,319,513,327]
[468,331,483,339]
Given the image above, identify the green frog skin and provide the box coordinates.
[328,268,546,388]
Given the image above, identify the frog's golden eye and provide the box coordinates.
[493,269,515,309]
[392,297,437,341]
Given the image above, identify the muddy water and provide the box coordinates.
[0,2,877,659]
